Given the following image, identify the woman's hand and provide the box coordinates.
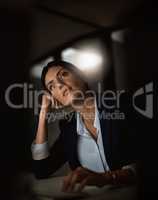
[62,166,136,192]
[41,93,52,111]
[62,167,112,192]
[39,93,52,120]
[41,92,63,113]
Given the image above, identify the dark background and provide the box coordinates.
[0,0,158,199]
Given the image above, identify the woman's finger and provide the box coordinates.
[68,173,79,192]
[62,172,74,192]
[77,176,89,192]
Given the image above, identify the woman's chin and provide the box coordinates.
[62,95,73,107]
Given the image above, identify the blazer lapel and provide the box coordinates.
[96,95,113,169]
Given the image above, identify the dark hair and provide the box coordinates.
[41,60,87,91]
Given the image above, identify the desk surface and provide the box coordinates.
[31,175,137,200]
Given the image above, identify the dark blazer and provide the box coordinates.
[33,94,136,179]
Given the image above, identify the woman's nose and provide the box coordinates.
[58,83,63,90]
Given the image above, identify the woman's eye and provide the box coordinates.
[62,71,69,77]
[49,85,53,91]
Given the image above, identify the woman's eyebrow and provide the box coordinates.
[46,68,64,88]
[46,80,54,88]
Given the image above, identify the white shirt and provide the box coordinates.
[76,98,110,173]
[31,98,136,174]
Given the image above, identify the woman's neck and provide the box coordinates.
[74,94,96,122]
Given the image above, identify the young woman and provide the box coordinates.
[31,60,136,192]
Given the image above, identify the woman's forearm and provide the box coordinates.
[35,109,48,144]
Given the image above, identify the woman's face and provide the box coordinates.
[44,66,86,107]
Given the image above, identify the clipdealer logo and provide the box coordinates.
[132,82,153,119]
[4,82,155,120]
[4,82,126,120]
